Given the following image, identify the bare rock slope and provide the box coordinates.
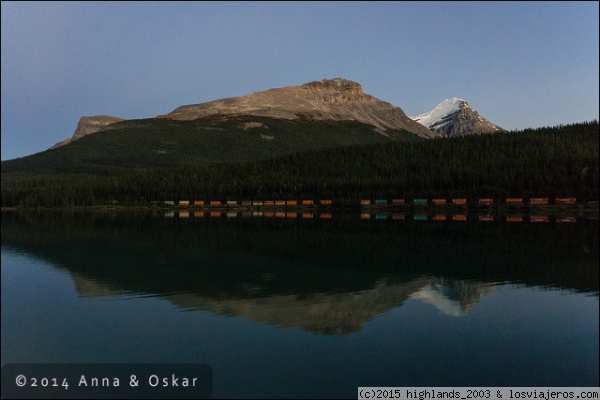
[51,115,124,149]
[157,78,435,138]
[410,98,504,137]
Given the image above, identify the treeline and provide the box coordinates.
[1,121,598,207]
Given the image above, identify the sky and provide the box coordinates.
[1,1,598,160]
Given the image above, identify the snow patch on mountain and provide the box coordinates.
[410,98,464,131]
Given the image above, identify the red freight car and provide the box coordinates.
[555,198,577,205]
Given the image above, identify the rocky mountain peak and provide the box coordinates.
[300,78,364,94]
[157,78,435,138]
[410,98,504,137]
[297,78,371,105]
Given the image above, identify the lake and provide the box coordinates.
[1,209,598,398]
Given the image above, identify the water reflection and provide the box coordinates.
[1,210,598,334]
[155,208,596,222]
[410,278,498,317]
[69,272,500,333]
[70,274,435,334]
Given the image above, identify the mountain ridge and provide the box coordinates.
[49,80,508,150]
[50,78,437,149]
[155,78,435,138]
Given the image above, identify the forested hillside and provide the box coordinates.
[1,121,597,207]
[2,115,417,174]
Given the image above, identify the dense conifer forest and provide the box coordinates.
[1,120,597,207]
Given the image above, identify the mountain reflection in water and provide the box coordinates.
[1,210,597,334]
[71,273,496,334]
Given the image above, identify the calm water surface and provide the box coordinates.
[1,210,598,398]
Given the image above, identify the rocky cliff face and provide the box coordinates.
[51,115,124,149]
[157,78,436,138]
[410,98,504,137]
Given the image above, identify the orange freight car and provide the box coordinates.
[478,198,494,204]
[194,200,204,206]
[360,199,371,205]
[452,198,467,204]
[529,198,549,205]
[286,200,298,206]
[302,200,314,205]
[506,198,523,204]
[210,200,221,206]
[433,199,447,205]
[320,200,332,205]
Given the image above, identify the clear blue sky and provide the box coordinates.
[2,1,598,160]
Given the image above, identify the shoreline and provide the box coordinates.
[2,203,598,213]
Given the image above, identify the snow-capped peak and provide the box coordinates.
[410,98,503,137]
[410,98,467,130]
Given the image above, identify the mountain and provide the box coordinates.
[156,78,435,138]
[49,78,435,150]
[410,97,504,137]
